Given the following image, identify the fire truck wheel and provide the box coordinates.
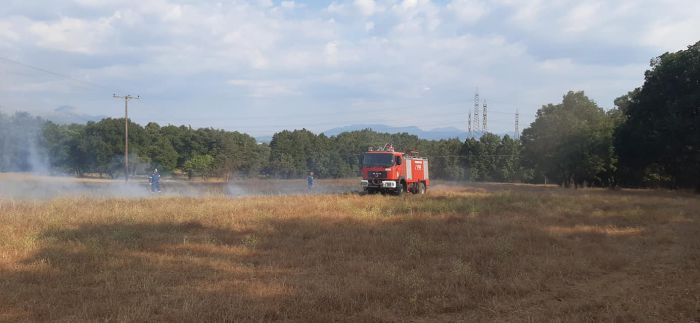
[418,182,426,194]
[396,183,405,196]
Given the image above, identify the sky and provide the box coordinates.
[0,0,698,137]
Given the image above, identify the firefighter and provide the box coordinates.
[149,169,161,193]
[307,172,314,190]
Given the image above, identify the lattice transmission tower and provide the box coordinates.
[467,111,472,138]
[515,108,520,139]
[473,89,480,133]
[482,99,488,133]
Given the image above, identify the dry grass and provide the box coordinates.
[0,182,699,322]
[0,173,359,198]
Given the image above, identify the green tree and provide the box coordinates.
[268,129,318,178]
[614,41,700,190]
[82,118,147,177]
[495,135,527,182]
[522,91,617,187]
[42,122,87,175]
[424,139,464,180]
[460,134,526,182]
[184,154,215,179]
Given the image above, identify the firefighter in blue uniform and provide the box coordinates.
[307,172,314,190]
[149,169,161,192]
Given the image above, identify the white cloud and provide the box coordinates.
[354,0,377,16]
[538,58,576,73]
[446,0,489,24]
[503,0,546,26]
[280,1,300,10]
[324,41,339,65]
[228,79,300,98]
[327,2,346,14]
[400,0,418,10]
[0,20,21,42]
[391,0,442,33]
[1,0,698,134]
[560,2,602,33]
[644,17,700,52]
[27,17,114,54]
[163,4,183,21]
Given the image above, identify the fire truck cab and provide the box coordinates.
[360,144,430,195]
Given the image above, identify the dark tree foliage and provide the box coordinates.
[426,139,464,180]
[266,129,432,179]
[4,42,698,189]
[521,91,617,187]
[42,121,84,174]
[17,117,267,180]
[614,41,700,190]
[462,134,528,182]
[2,112,534,181]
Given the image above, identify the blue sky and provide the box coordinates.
[0,0,698,136]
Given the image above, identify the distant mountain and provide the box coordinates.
[44,106,106,124]
[322,124,473,140]
[255,135,273,144]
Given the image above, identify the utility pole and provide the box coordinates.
[113,94,140,182]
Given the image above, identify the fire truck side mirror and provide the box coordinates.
[395,156,402,165]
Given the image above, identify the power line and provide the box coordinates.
[0,56,112,91]
[0,56,536,135]
[2,55,521,121]
[487,110,515,115]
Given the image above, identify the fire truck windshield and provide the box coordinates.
[362,153,394,167]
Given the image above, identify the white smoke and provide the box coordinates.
[0,112,361,200]
[0,112,49,173]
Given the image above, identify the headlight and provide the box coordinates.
[360,180,369,187]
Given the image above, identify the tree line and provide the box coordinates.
[1,41,698,190]
[522,41,699,190]
[0,112,529,182]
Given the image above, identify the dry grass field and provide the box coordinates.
[0,179,699,322]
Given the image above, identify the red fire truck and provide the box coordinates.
[360,144,430,195]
